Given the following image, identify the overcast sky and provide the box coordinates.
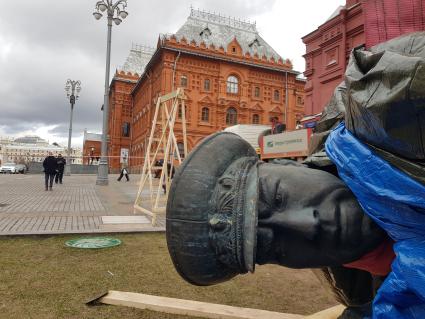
[0,0,343,147]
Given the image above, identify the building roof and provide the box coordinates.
[83,130,102,143]
[5,144,63,151]
[296,75,307,82]
[13,135,48,145]
[118,44,155,75]
[162,8,284,62]
[326,5,345,22]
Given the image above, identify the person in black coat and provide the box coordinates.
[55,154,66,184]
[43,152,58,191]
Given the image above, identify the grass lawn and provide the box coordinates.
[0,233,336,318]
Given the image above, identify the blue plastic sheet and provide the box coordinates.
[326,122,425,319]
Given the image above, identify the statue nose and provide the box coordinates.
[258,208,319,241]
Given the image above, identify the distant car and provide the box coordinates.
[1,163,17,174]
[0,163,26,174]
[15,164,27,174]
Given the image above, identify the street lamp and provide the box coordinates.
[64,79,82,176]
[93,0,128,186]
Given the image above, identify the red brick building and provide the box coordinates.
[108,72,138,172]
[302,0,364,116]
[302,0,425,117]
[107,45,155,172]
[82,130,101,165]
[108,9,305,172]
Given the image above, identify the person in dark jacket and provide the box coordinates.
[117,158,129,182]
[55,154,66,184]
[43,152,58,191]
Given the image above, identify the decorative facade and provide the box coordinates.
[302,0,425,117]
[302,0,364,116]
[108,9,305,172]
[0,144,81,165]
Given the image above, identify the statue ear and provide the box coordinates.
[270,159,307,168]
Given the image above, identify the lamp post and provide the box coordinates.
[93,0,128,186]
[64,79,82,176]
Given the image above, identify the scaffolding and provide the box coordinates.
[133,88,187,226]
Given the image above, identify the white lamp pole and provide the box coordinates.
[93,0,128,186]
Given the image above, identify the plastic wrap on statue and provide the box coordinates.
[324,32,425,318]
[344,32,425,161]
[308,32,425,185]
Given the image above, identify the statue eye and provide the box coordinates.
[209,215,228,231]
[219,177,234,190]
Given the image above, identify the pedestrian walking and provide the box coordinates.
[117,158,129,182]
[43,152,58,191]
[162,162,176,194]
[55,154,66,184]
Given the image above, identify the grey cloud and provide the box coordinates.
[0,0,278,146]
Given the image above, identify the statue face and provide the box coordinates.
[257,163,386,268]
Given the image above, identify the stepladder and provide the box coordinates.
[133,88,187,226]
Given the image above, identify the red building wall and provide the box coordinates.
[82,140,101,165]
[302,0,425,116]
[302,0,364,116]
[108,72,138,172]
[363,0,425,48]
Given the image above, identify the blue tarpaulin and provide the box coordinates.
[326,122,425,318]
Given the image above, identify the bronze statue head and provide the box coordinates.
[166,132,385,286]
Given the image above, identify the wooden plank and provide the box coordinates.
[304,305,345,319]
[99,291,302,319]
[159,89,184,103]
[152,207,166,214]
[133,205,154,217]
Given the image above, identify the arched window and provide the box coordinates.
[226,107,238,125]
[254,87,260,98]
[226,76,239,94]
[180,75,188,87]
[252,114,260,124]
[122,122,130,137]
[201,107,209,122]
[177,142,185,159]
[200,27,212,40]
[178,104,187,119]
[204,79,210,91]
[297,96,304,105]
[274,90,280,101]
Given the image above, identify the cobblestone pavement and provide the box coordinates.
[0,174,165,235]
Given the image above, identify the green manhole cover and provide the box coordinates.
[65,237,122,249]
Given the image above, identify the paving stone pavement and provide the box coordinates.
[0,174,165,235]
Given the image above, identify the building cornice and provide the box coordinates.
[131,45,300,95]
[163,37,293,69]
[302,2,362,42]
